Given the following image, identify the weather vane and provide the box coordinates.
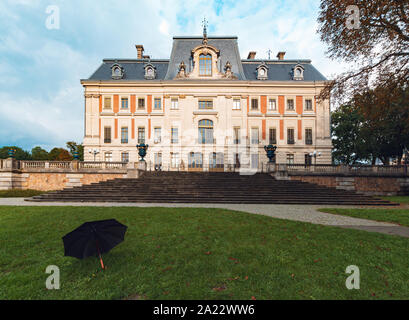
[267,49,272,60]
[202,17,208,38]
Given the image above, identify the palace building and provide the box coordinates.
[81,28,332,171]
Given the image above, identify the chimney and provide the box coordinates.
[247,51,257,59]
[276,51,286,60]
[135,45,145,59]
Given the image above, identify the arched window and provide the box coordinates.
[198,119,214,144]
[199,54,212,76]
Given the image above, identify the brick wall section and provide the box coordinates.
[353,177,401,193]
[291,176,337,188]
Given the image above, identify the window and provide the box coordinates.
[188,152,203,168]
[121,152,129,163]
[171,127,178,144]
[198,100,213,109]
[198,119,214,144]
[233,99,241,110]
[121,127,128,144]
[287,99,294,110]
[121,97,128,109]
[305,154,312,165]
[286,154,294,164]
[305,99,313,111]
[233,127,240,145]
[269,128,277,145]
[251,128,259,144]
[104,152,112,162]
[287,128,295,144]
[138,98,145,110]
[154,98,162,110]
[154,153,162,167]
[104,126,111,143]
[209,153,224,169]
[154,127,161,143]
[171,98,178,110]
[138,127,145,144]
[171,153,180,168]
[104,97,112,110]
[251,98,258,110]
[268,99,277,111]
[251,154,259,169]
[305,128,313,145]
[199,54,212,76]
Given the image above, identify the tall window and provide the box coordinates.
[121,97,128,109]
[104,97,112,110]
[154,98,162,110]
[138,127,145,144]
[305,154,312,165]
[171,127,178,144]
[287,128,295,144]
[121,152,129,163]
[104,152,112,162]
[233,127,240,145]
[154,153,162,167]
[251,154,259,169]
[305,128,313,145]
[104,126,111,143]
[199,54,212,76]
[198,100,213,109]
[251,99,258,110]
[188,152,203,168]
[233,99,241,110]
[154,127,161,143]
[171,98,178,110]
[286,154,294,164]
[305,99,313,111]
[121,127,128,144]
[268,99,277,111]
[198,119,214,144]
[138,98,145,110]
[171,153,180,168]
[251,127,259,144]
[287,99,294,110]
[269,128,277,145]
[209,153,224,169]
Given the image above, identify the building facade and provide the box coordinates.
[81,32,332,171]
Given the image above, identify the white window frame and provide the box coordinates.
[171,98,179,110]
[232,98,241,110]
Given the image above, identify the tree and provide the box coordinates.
[31,146,49,160]
[0,146,32,160]
[49,148,73,161]
[66,141,84,161]
[317,0,409,103]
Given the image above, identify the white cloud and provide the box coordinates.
[159,19,170,36]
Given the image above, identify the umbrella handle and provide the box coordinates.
[96,240,105,270]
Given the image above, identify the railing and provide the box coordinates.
[286,164,409,176]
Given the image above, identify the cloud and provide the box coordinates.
[0,0,348,151]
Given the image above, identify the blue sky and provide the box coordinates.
[0,0,346,151]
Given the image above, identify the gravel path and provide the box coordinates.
[1,198,408,238]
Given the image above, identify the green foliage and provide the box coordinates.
[49,148,73,161]
[0,189,49,198]
[31,147,49,161]
[0,146,31,160]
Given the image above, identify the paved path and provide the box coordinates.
[1,198,408,238]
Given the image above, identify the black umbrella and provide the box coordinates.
[62,219,127,269]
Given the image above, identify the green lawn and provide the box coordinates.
[0,189,49,198]
[1,206,408,300]
[382,196,409,204]
[319,208,409,227]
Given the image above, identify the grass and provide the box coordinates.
[381,196,409,204]
[318,208,409,228]
[1,206,408,300]
[0,189,48,198]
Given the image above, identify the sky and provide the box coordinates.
[0,0,348,151]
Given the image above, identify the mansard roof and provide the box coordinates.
[83,36,327,82]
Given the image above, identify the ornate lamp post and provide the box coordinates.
[88,149,99,161]
[309,150,321,165]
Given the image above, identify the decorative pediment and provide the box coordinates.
[292,64,305,80]
[176,61,187,79]
[144,63,156,80]
[111,63,124,80]
[256,63,269,80]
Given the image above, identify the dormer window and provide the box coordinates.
[111,63,124,80]
[199,54,212,76]
[256,63,268,80]
[293,64,304,80]
[144,63,156,80]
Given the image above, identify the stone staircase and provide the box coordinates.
[26,172,396,205]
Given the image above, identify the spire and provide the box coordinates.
[202,17,208,45]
